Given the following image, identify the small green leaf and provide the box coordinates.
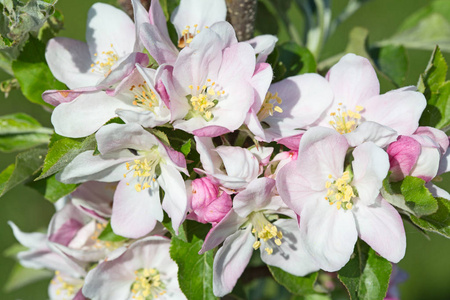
[0,148,47,198]
[12,37,66,108]
[148,128,171,147]
[268,266,318,295]
[0,113,46,134]
[3,243,27,258]
[400,176,438,217]
[181,139,192,156]
[98,222,128,242]
[410,197,450,238]
[419,46,450,130]
[162,212,187,242]
[277,42,316,79]
[3,263,53,293]
[26,174,79,203]
[170,235,215,300]
[338,241,392,300]
[371,45,408,87]
[37,134,97,180]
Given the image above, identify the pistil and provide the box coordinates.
[131,268,167,300]
[257,91,283,121]
[186,79,224,121]
[249,212,283,255]
[123,148,162,192]
[90,44,119,77]
[324,171,355,210]
[328,103,364,134]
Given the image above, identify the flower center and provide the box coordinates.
[257,91,283,121]
[89,221,125,250]
[129,81,160,113]
[328,103,364,134]
[51,271,82,298]
[90,44,119,77]
[185,79,225,121]
[249,212,283,255]
[131,268,166,300]
[324,171,355,210]
[124,148,162,192]
[178,24,208,48]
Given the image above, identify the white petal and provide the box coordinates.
[353,196,406,263]
[352,142,389,205]
[213,227,254,297]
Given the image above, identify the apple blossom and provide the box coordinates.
[57,123,188,238]
[277,127,406,271]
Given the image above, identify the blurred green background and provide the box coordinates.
[0,0,449,299]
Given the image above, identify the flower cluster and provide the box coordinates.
[8,0,449,299]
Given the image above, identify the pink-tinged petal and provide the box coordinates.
[149,0,169,36]
[71,182,115,219]
[162,144,187,170]
[51,91,131,138]
[111,180,160,238]
[233,177,276,217]
[194,136,221,174]
[275,133,304,150]
[48,203,89,246]
[213,227,254,297]
[201,192,232,224]
[192,125,231,137]
[276,161,326,215]
[248,146,273,166]
[264,74,333,138]
[246,35,278,63]
[48,274,85,300]
[300,199,358,272]
[173,29,223,90]
[260,219,319,276]
[410,146,440,182]
[209,21,238,47]
[218,42,256,84]
[45,37,98,89]
[387,136,421,182]
[57,150,131,184]
[352,142,389,206]
[296,127,348,190]
[171,0,226,38]
[216,146,260,182]
[327,53,379,109]
[73,289,87,300]
[353,196,406,263]
[86,3,135,56]
[415,126,449,153]
[140,23,179,65]
[200,210,246,253]
[42,87,99,107]
[249,62,272,113]
[159,164,188,234]
[345,121,398,148]
[96,52,149,88]
[361,88,426,136]
[426,182,450,200]
[131,0,150,51]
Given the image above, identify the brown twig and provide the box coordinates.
[226,0,258,41]
[117,0,150,19]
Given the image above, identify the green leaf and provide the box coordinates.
[379,0,450,52]
[148,128,170,147]
[181,139,192,156]
[371,45,408,87]
[170,235,215,300]
[268,266,318,295]
[3,243,27,258]
[272,42,317,81]
[410,197,450,238]
[3,263,53,293]
[0,148,47,197]
[338,241,392,300]
[0,113,52,152]
[400,176,438,217]
[97,222,128,242]
[26,174,78,203]
[12,37,66,108]
[37,134,97,180]
[418,46,450,130]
